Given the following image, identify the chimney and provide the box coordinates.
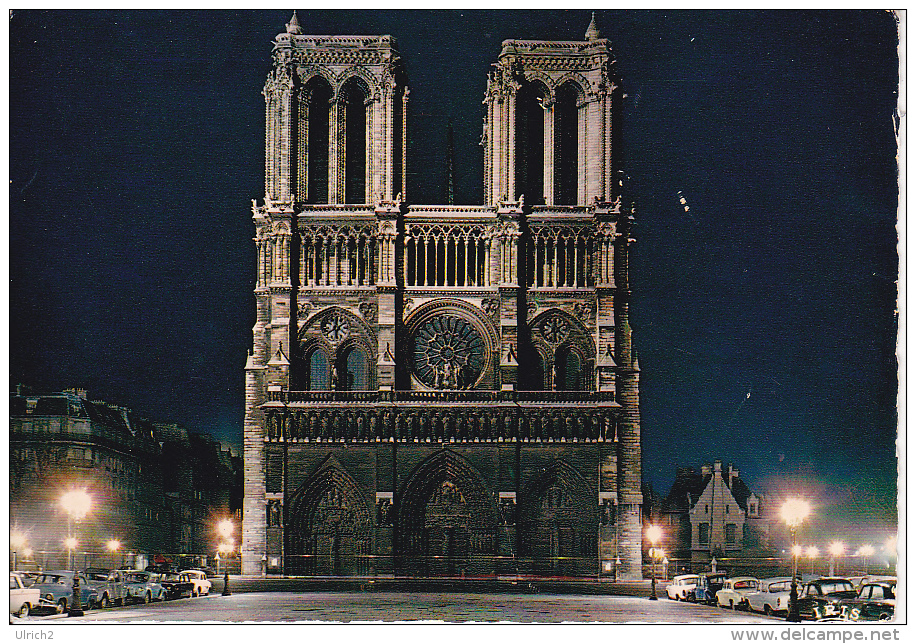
[727,465,739,487]
[701,464,712,478]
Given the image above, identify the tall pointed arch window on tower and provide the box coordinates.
[515,81,548,205]
[342,78,368,204]
[307,347,331,390]
[555,82,580,205]
[304,77,332,204]
[339,345,370,391]
[555,344,584,390]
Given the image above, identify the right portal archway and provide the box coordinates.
[520,460,596,576]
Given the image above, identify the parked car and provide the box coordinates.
[158,572,195,600]
[716,577,759,610]
[745,577,793,616]
[692,571,728,605]
[10,573,41,618]
[124,570,167,604]
[30,571,98,614]
[797,577,857,620]
[181,569,212,596]
[665,574,699,601]
[85,568,129,608]
[838,580,895,622]
[12,571,38,587]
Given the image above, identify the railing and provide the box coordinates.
[271,390,615,404]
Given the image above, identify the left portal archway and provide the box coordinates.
[286,462,372,576]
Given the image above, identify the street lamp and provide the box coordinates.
[806,546,820,575]
[217,519,234,596]
[107,539,122,568]
[646,524,662,601]
[858,544,874,575]
[780,497,810,622]
[64,537,79,569]
[828,541,845,576]
[11,531,27,570]
[60,489,92,617]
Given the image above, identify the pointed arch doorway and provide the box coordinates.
[286,461,372,576]
[398,450,497,577]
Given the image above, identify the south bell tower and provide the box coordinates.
[243,12,642,581]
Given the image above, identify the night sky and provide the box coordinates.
[9,10,899,540]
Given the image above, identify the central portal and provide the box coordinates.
[423,481,471,576]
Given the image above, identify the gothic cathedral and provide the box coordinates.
[242,12,644,580]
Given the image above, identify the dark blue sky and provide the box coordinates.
[9,10,899,536]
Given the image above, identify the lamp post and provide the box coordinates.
[885,536,897,574]
[806,546,820,575]
[780,497,810,623]
[217,519,234,596]
[60,489,92,617]
[828,541,844,576]
[106,539,121,568]
[11,531,27,570]
[858,544,874,575]
[64,537,79,570]
[646,524,662,601]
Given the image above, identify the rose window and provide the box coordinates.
[541,315,569,344]
[411,315,485,389]
[322,313,350,343]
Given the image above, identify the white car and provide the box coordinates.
[666,574,699,601]
[716,576,759,610]
[181,570,212,597]
[10,573,40,618]
[746,577,793,616]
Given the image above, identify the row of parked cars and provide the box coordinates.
[665,572,896,622]
[10,567,213,618]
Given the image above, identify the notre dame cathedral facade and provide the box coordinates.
[241,12,644,580]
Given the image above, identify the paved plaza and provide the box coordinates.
[21,579,778,623]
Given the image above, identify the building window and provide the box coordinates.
[342,79,368,204]
[341,345,370,390]
[725,523,737,545]
[555,82,579,205]
[308,348,330,390]
[748,499,758,517]
[304,78,332,204]
[705,504,709,514]
[726,505,730,515]
[555,345,584,390]
[515,80,547,205]
[698,523,710,545]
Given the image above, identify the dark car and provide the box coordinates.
[692,571,728,605]
[157,572,195,600]
[838,581,895,622]
[798,577,857,620]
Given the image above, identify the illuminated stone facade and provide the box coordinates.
[242,13,643,579]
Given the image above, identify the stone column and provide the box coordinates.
[401,87,409,200]
[329,100,340,204]
[507,89,517,202]
[543,100,555,206]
